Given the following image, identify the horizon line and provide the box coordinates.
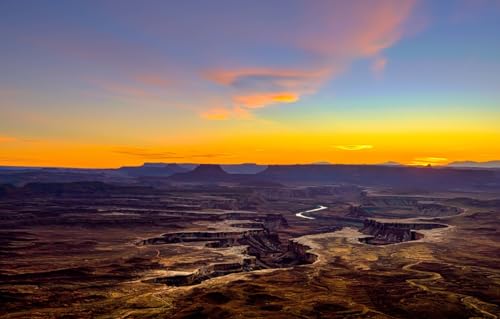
[0,161,498,170]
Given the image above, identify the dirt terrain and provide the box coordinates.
[0,179,499,318]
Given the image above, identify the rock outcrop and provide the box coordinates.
[360,219,447,245]
[147,237,317,287]
[168,164,238,182]
[139,214,315,286]
[149,257,258,286]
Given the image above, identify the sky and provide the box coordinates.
[1,0,500,168]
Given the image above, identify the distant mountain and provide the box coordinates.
[447,161,500,169]
[0,166,41,171]
[2,163,500,191]
[378,161,403,166]
[311,161,332,165]
[221,163,267,174]
[168,164,241,182]
[256,164,500,190]
[118,163,191,177]
[177,163,199,170]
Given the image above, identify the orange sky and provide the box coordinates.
[1,128,499,168]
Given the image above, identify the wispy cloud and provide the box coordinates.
[206,68,327,92]
[234,92,299,109]
[23,1,419,120]
[204,67,330,116]
[411,157,448,166]
[203,1,417,117]
[335,144,374,151]
[416,157,448,162]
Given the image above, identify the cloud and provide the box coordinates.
[206,68,328,92]
[415,157,448,162]
[234,92,299,109]
[205,67,329,107]
[204,0,418,115]
[410,157,448,166]
[298,0,417,59]
[335,145,374,151]
[24,1,419,119]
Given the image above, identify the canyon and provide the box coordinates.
[0,165,499,318]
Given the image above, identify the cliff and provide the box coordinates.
[360,219,447,245]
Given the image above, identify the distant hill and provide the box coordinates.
[447,161,500,169]
[256,164,500,190]
[311,161,332,165]
[0,169,118,186]
[221,163,267,174]
[2,163,500,191]
[378,161,402,166]
[168,164,270,182]
[118,163,191,177]
[167,164,500,190]
[168,164,236,182]
[0,166,41,171]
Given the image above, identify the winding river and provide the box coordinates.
[295,205,328,220]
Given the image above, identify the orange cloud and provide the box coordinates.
[410,157,449,166]
[353,2,415,57]
[303,1,416,57]
[203,1,417,115]
[335,145,374,151]
[205,67,330,111]
[234,92,299,108]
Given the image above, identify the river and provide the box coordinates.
[295,205,328,220]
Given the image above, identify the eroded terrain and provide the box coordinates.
[0,180,499,318]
